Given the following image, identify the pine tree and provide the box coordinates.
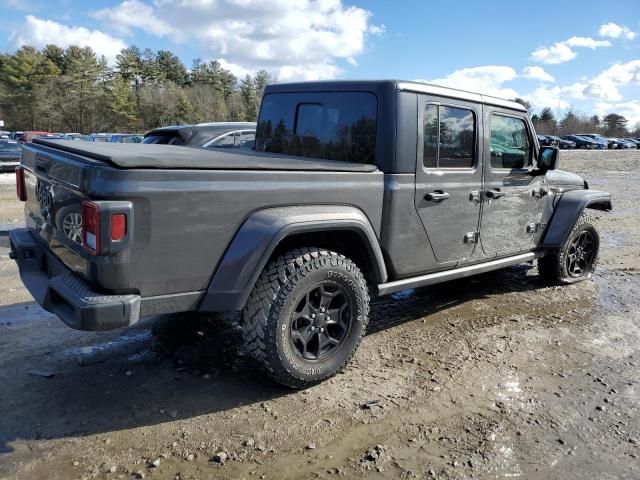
[173,92,193,124]
[240,74,257,121]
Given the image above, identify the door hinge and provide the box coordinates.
[464,231,479,244]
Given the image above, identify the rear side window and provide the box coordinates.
[490,115,531,169]
[256,92,377,164]
[423,104,476,168]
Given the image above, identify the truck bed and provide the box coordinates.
[18,140,385,304]
[33,138,378,172]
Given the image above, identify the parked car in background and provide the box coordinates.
[537,135,558,147]
[10,131,24,140]
[545,135,575,149]
[143,122,256,149]
[109,134,144,144]
[88,133,112,142]
[16,131,51,143]
[561,135,599,149]
[624,138,640,148]
[613,138,637,149]
[69,135,89,141]
[578,134,618,149]
[0,139,21,172]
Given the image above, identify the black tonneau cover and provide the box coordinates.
[32,139,377,172]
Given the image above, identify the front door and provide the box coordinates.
[414,97,483,265]
[480,109,543,255]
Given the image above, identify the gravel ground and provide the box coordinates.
[0,150,639,480]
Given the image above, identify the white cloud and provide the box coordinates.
[594,101,640,126]
[93,0,172,36]
[524,60,640,113]
[531,43,576,64]
[564,36,611,49]
[598,22,636,40]
[523,66,554,82]
[524,86,569,110]
[93,0,381,81]
[531,36,611,64]
[12,15,127,64]
[583,60,640,101]
[425,65,519,99]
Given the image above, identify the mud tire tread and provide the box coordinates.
[538,212,600,285]
[241,247,369,388]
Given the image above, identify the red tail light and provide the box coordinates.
[111,214,126,241]
[15,167,27,201]
[82,201,100,255]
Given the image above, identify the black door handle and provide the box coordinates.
[425,191,450,202]
[486,189,505,199]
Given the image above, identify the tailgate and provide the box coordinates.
[19,142,101,277]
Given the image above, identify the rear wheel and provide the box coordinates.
[242,248,369,388]
[539,212,600,284]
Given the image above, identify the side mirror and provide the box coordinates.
[536,146,559,172]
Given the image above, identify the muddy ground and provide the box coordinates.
[0,151,639,480]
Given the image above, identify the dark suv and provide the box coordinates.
[143,122,256,149]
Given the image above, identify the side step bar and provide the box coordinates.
[377,251,542,296]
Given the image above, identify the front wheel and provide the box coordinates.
[242,248,370,388]
[538,212,600,284]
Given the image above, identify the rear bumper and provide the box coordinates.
[9,228,141,330]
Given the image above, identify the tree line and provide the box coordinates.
[1,44,638,137]
[512,98,639,138]
[0,45,272,133]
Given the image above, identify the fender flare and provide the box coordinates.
[199,205,387,312]
[542,189,612,249]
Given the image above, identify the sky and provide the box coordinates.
[1,0,639,125]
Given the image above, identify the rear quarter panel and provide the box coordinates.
[98,168,385,296]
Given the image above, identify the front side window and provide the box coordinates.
[423,104,476,168]
[490,115,532,169]
[256,92,377,164]
[238,131,255,149]
[209,133,236,149]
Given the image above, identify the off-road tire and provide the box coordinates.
[242,248,370,388]
[538,212,600,284]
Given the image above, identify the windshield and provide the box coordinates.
[142,132,185,145]
[0,141,21,153]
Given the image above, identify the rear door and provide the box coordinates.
[414,96,483,265]
[480,108,543,255]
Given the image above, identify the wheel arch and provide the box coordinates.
[542,189,611,249]
[199,205,387,312]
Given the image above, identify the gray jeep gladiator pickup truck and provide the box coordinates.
[10,80,611,387]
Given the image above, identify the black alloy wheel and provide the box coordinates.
[289,282,352,361]
[566,229,596,277]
